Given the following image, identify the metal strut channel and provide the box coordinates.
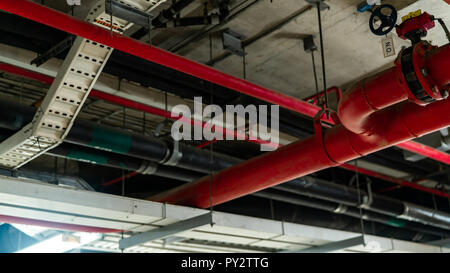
[0,0,166,169]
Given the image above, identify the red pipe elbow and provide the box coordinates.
[338,43,450,135]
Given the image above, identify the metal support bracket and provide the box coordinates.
[162,236,186,247]
[163,140,182,166]
[305,0,330,11]
[281,236,364,253]
[361,178,373,209]
[222,28,246,57]
[105,0,154,29]
[31,36,75,67]
[119,213,211,249]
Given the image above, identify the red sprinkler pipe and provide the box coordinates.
[1,64,449,198]
[151,44,450,208]
[0,214,120,233]
[0,3,448,163]
[196,139,218,149]
[0,63,276,148]
[0,0,333,124]
[151,94,450,207]
[103,171,138,187]
[337,42,450,135]
[396,141,450,165]
[340,163,450,198]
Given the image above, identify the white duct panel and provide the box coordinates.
[0,176,164,224]
[0,175,448,253]
[0,204,138,231]
[248,239,310,251]
[176,230,260,245]
[196,213,283,240]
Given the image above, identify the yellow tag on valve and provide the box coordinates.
[402,9,422,22]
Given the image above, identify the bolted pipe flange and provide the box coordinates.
[397,41,444,106]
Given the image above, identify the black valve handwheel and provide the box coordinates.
[369,4,398,36]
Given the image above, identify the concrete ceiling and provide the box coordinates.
[41,0,450,101]
[170,0,450,100]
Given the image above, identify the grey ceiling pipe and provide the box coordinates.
[275,177,450,230]
[254,189,450,238]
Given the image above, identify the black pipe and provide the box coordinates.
[276,177,406,217]
[0,128,203,182]
[0,99,239,173]
[254,189,450,238]
[49,143,203,182]
[275,177,450,230]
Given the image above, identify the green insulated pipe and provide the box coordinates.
[0,128,203,182]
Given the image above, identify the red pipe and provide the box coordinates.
[0,214,120,233]
[396,141,450,165]
[337,43,450,135]
[340,163,450,198]
[337,67,409,134]
[2,64,450,197]
[0,63,276,148]
[2,64,449,166]
[0,0,333,124]
[103,171,138,187]
[151,43,450,207]
[196,139,218,149]
[151,97,450,207]
[93,91,278,148]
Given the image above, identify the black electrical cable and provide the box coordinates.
[354,160,367,247]
[316,3,328,111]
[209,33,214,227]
[311,51,320,106]
[243,47,246,80]
[437,18,450,43]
